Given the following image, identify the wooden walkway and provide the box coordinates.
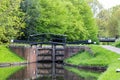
[101,45,120,54]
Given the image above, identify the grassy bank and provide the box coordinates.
[65,45,120,80]
[0,45,25,63]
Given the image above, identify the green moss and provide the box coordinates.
[65,45,120,80]
[0,45,25,63]
[0,66,23,80]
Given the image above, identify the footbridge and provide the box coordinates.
[12,33,67,62]
[10,33,92,63]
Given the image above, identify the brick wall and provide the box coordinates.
[9,46,37,63]
[9,45,91,62]
[65,46,92,58]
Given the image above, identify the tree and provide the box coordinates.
[0,0,25,43]
[96,9,110,37]
[20,0,98,41]
[96,5,120,38]
[20,0,40,39]
[108,5,120,38]
[79,0,98,41]
[86,0,103,17]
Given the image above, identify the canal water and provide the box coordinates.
[1,63,103,80]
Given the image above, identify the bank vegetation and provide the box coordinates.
[65,45,120,80]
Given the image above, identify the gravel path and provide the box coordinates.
[101,45,120,54]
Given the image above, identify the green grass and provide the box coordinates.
[98,63,120,80]
[64,66,101,80]
[65,45,120,80]
[0,66,24,80]
[0,45,25,63]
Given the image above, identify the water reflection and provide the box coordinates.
[8,63,37,80]
[8,63,103,80]
[36,63,63,80]
[64,66,102,80]
[0,66,23,80]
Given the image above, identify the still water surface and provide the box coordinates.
[5,63,102,80]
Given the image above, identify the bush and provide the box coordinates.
[113,41,120,48]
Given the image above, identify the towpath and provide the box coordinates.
[101,45,120,54]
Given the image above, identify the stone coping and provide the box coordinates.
[0,61,30,67]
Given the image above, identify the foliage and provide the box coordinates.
[96,5,120,38]
[86,0,103,17]
[0,0,25,43]
[112,41,120,48]
[20,0,98,41]
[19,0,40,39]
[0,0,98,42]
[65,45,120,80]
[108,5,120,38]
[79,1,98,41]
[96,10,110,37]
[0,45,24,62]
[0,66,23,80]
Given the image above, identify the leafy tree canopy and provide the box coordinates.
[96,5,120,38]
[20,0,98,41]
[0,0,98,43]
[0,0,25,43]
